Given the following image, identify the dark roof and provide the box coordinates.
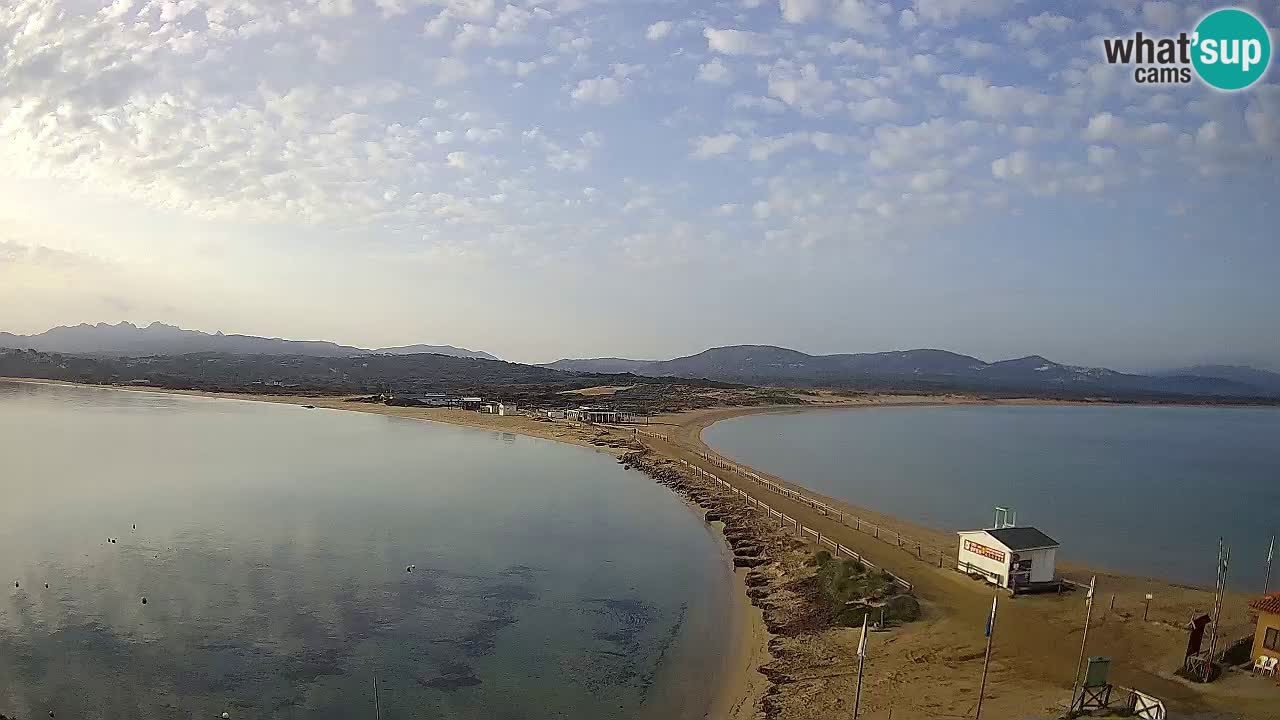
[985,526,1060,551]
[1251,593,1280,615]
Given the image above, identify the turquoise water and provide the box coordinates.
[704,404,1280,590]
[0,381,731,719]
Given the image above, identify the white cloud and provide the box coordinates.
[913,0,1015,26]
[692,133,742,159]
[645,21,673,40]
[938,75,1050,117]
[571,76,625,105]
[1141,1,1179,32]
[991,150,1031,178]
[954,38,997,58]
[849,97,901,122]
[832,0,885,32]
[704,27,775,55]
[828,39,887,61]
[1083,112,1122,142]
[433,57,471,85]
[1087,145,1116,165]
[764,61,836,114]
[1006,12,1072,44]
[780,0,824,23]
[909,168,951,192]
[698,58,734,84]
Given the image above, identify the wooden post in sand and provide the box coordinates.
[976,593,997,719]
[1265,535,1274,595]
[1070,576,1097,711]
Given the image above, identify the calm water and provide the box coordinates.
[705,404,1280,590]
[0,381,732,720]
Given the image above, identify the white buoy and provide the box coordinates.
[222,713,230,719]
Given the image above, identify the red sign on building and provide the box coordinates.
[964,539,1007,564]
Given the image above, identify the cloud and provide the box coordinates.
[1006,12,1072,44]
[991,150,1031,178]
[849,97,901,122]
[780,0,824,23]
[938,74,1050,117]
[704,28,775,55]
[909,168,951,192]
[691,133,741,159]
[1083,112,1122,142]
[571,76,625,105]
[764,61,836,114]
[697,58,734,84]
[645,21,673,40]
[1086,145,1116,165]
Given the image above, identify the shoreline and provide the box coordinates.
[3,378,1269,717]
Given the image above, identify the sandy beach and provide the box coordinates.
[4,378,1270,718]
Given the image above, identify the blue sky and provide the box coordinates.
[0,0,1277,369]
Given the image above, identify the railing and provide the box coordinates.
[653,439,957,574]
[634,429,670,442]
[674,457,913,593]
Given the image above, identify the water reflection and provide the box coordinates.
[0,381,728,719]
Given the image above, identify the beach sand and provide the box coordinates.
[6,379,1269,718]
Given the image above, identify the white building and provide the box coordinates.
[956,526,1060,590]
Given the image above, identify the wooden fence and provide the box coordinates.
[678,446,961,572]
[674,457,913,593]
[630,428,996,591]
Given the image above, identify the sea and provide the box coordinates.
[0,380,732,720]
[704,404,1280,591]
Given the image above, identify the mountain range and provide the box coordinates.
[545,345,1280,398]
[3,323,1277,400]
[0,322,498,361]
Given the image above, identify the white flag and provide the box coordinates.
[1268,536,1274,564]
[985,594,997,638]
[857,614,868,658]
[1086,575,1096,602]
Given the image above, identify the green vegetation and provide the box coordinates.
[809,552,920,627]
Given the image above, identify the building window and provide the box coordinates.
[1266,626,1280,652]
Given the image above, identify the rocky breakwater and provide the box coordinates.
[620,449,920,719]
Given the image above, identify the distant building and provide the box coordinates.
[956,526,1059,590]
[1248,593,1280,663]
[570,406,636,424]
[459,397,483,410]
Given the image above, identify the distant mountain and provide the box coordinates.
[1151,365,1280,394]
[375,344,499,361]
[0,322,499,361]
[546,345,1277,399]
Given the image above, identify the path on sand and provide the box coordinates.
[639,411,1231,717]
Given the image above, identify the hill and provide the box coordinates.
[375,344,499,361]
[1150,365,1280,394]
[0,322,499,361]
[546,345,1278,399]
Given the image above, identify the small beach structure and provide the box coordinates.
[567,406,635,424]
[1248,592,1280,670]
[480,403,518,416]
[957,510,1059,590]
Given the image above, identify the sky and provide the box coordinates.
[0,0,1277,370]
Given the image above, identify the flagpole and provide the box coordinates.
[1265,535,1274,595]
[854,614,868,719]
[976,593,997,719]
[1070,576,1097,713]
